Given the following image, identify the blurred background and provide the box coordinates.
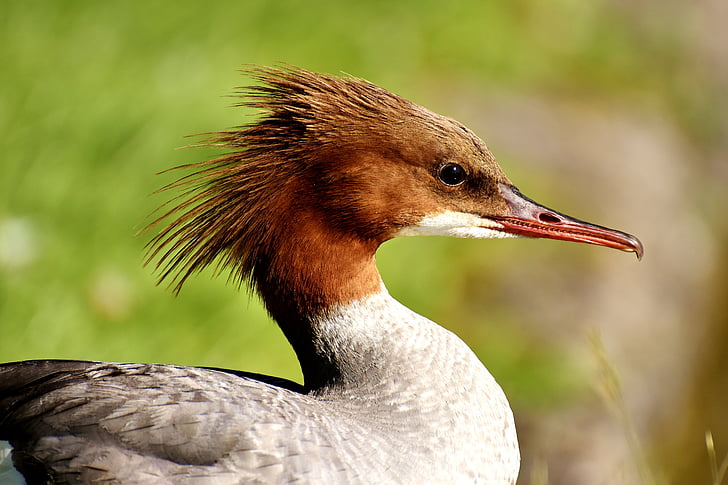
[1,1,726,483]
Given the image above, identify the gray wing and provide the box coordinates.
[0,360,360,484]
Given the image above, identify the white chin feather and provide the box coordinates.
[395,211,516,239]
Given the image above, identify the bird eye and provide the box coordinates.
[437,163,467,187]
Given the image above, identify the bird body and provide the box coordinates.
[1,291,518,484]
[0,67,642,484]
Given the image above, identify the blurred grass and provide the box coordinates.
[0,2,722,483]
[2,0,633,389]
[0,0,707,397]
[707,431,728,485]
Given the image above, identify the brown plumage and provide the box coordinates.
[144,66,511,325]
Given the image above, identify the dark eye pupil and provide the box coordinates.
[438,163,466,186]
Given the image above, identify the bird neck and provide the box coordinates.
[252,211,383,389]
[295,287,521,483]
[251,218,501,410]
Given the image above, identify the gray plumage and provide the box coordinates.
[1,293,519,484]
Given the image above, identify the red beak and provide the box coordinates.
[492,184,644,260]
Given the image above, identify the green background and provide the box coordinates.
[2,2,726,483]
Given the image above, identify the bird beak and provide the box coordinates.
[491,183,644,260]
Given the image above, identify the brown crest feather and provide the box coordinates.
[143,66,430,295]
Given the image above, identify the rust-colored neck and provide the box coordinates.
[252,211,382,389]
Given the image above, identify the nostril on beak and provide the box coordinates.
[538,213,562,224]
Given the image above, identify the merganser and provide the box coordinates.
[0,66,643,485]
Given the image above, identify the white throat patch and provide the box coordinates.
[394,210,516,240]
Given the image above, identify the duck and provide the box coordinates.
[0,66,643,485]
